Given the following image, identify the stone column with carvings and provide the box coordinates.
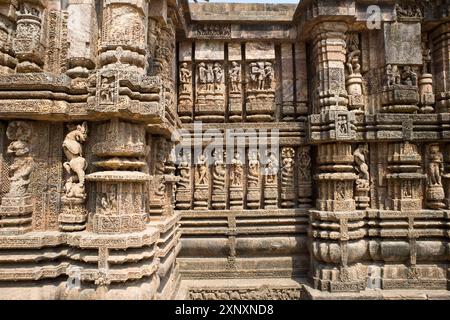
[66,0,97,78]
[13,3,44,73]
[86,119,149,234]
[99,0,148,74]
[211,148,226,210]
[308,21,366,292]
[431,22,450,112]
[263,151,278,209]
[246,149,261,209]
[193,151,209,210]
[0,4,17,74]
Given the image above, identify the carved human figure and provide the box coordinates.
[346,35,361,75]
[99,77,115,103]
[230,152,243,187]
[196,153,208,185]
[386,64,401,87]
[179,62,191,93]
[265,152,278,185]
[206,63,214,91]
[177,151,190,190]
[401,66,418,86]
[281,148,295,186]
[5,121,33,196]
[229,61,241,92]
[249,62,266,90]
[264,62,273,89]
[422,44,432,74]
[62,122,88,199]
[154,139,167,197]
[354,144,370,181]
[212,62,223,90]
[212,149,226,191]
[248,151,260,187]
[299,147,311,181]
[198,62,207,90]
[337,115,348,135]
[427,144,443,187]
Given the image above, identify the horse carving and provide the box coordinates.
[62,122,88,199]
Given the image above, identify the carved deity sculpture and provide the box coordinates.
[386,64,400,87]
[179,62,191,93]
[229,61,241,92]
[427,144,443,187]
[62,122,88,199]
[354,144,370,182]
[177,151,190,190]
[154,139,167,197]
[99,77,115,103]
[213,62,223,90]
[248,151,260,187]
[265,152,278,185]
[196,153,208,185]
[212,149,226,191]
[299,147,311,181]
[5,121,33,196]
[249,61,273,91]
[346,35,361,75]
[230,152,243,187]
[401,66,418,87]
[281,148,295,186]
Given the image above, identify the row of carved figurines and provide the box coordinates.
[179,61,274,94]
[176,148,311,191]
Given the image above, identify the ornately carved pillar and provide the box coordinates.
[308,22,366,292]
[99,0,148,73]
[13,3,44,73]
[66,0,97,78]
[311,22,348,113]
[431,23,450,111]
[86,119,149,233]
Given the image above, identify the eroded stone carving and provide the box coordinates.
[0,121,34,234]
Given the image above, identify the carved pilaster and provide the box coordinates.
[13,4,44,73]
[431,23,450,111]
[66,0,97,78]
[211,149,226,209]
[86,119,149,234]
[99,0,148,73]
[175,149,192,210]
[310,22,348,113]
[386,142,425,211]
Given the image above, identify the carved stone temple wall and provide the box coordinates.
[0,0,449,300]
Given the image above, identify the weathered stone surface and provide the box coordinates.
[0,0,448,301]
